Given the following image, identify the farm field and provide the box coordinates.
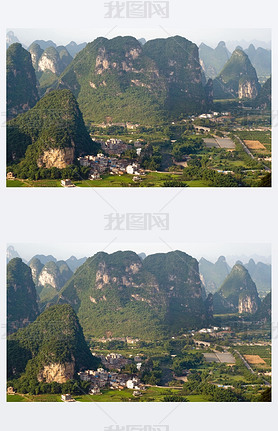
[203,352,236,363]
[244,355,266,365]
[7,393,63,402]
[236,345,271,370]
[7,387,185,403]
[215,137,236,149]
[203,137,235,149]
[244,140,266,150]
[6,179,63,187]
[236,130,271,154]
[6,173,213,188]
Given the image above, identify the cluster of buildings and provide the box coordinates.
[96,336,140,344]
[97,352,131,371]
[101,138,130,155]
[78,153,144,180]
[78,367,145,395]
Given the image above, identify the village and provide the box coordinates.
[77,352,144,397]
[77,137,145,181]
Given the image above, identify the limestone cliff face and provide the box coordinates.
[238,294,259,314]
[36,260,73,292]
[95,46,142,76]
[29,257,44,286]
[29,43,43,70]
[37,361,75,383]
[38,268,59,289]
[38,54,58,74]
[37,46,64,75]
[94,258,155,290]
[238,80,259,99]
[37,147,74,168]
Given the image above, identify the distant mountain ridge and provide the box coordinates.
[199,256,231,293]
[244,44,271,79]
[27,39,87,57]
[199,41,271,81]
[199,41,231,79]
[244,258,271,294]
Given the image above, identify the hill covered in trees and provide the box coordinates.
[46,250,213,340]
[213,49,260,99]
[6,43,39,119]
[7,258,39,335]
[7,304,99,388]
[7,89,99,177]
[57,35,208,124]
[213,264,260,314]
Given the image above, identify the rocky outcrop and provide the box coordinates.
[238,80,259,99]
[36,260,73,292]
[29,43,43,69]
[29,257,44,286]
[238,294,258,314]
[39,268,59,289]
[37,361,75,383]
[36,46,72,75]
[37,147,75,168]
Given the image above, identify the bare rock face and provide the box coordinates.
[238,80,259,99]
[38,268,59,289]
[238,294,259,314]
[37,147,74,168]
[38,54,58,74]
[37,361,75,383]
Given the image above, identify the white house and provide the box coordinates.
[126,163,140,175]
[126,378,140,389]
[90,172,101,180]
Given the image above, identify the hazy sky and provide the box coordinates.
[8,28,271,50]
[8,242,271,266]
